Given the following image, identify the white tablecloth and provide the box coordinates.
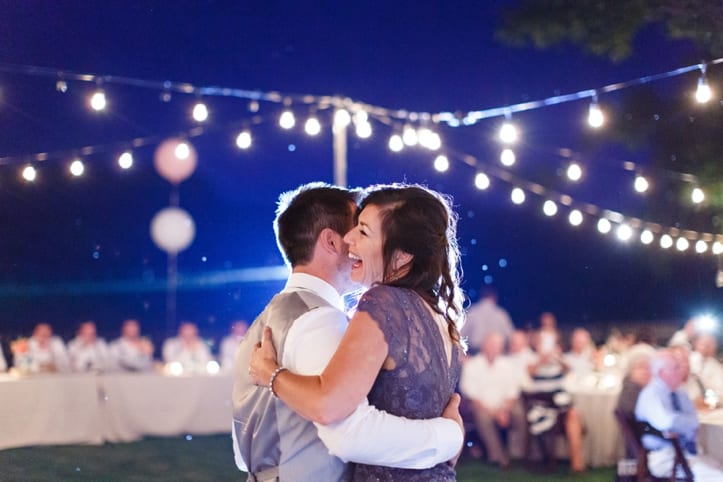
[698,409,723,465]
[571,387,623,468]
[0,373,233,451]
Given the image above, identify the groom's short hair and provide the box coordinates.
[274,182,358,267]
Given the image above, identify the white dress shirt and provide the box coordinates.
[460,298,514,351]
[109,337,154,372]
[17,336,71,373]
[689,351,723,397]
[234,272,463,471]
[162,337,213,374]
[460,354,520,410]
[220,335,243,372]
[68,337,112,372]
[563,349,595,378]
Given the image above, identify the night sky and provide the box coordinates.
[0,1,720,346]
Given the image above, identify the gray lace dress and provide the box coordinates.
[349,285,461,481]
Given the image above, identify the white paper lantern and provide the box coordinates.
[150,207,196,254]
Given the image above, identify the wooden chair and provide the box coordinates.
[613,407,694,482]
[521,391,568,471]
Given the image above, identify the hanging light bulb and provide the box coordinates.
[616,224,633,241]
[279,110,295,129]
[695,69,712,103]
[660,234,673,249]
[499,121,518,144]
[353,109,369,125]
[388,134,404,152]
[22,165,37,182]
[566,162,583,182]
[692,187,705,204]
[510,188,525,205]
[634,175,649,193]
[588,99,604,128]
[402,126,418,146]
[640,230,654,245]
[597,218,612,234]
[433,155,449,172]
[118,152,133,169]
[695,240,708,254]
[175,141,190,160]
[500,148,516,167]
[89,89,107,111]
[192,102,208,122]
[69,159,85,177]
[543,200,558,216]
[304,117,321,136]
[425,132,442,150]
[712,241,723,255]
[236,131,252,149]
[355,121,372,139]
[676,237,689,251]
[474,173,490,190]
[333,109,351,129]
[568,210,583,226]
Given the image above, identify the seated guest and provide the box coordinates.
[635,349,723,479]
[13,323,70,373]
[526,331,585,472]
[68,321,112,372]
[460,332,526,468]
[162,321,213,373]
[668,318,697,349]
[220,319,248,372]
[563,328,596,378]
[508,329,535,383]
[109,319,154,372]
[689,333,723,403]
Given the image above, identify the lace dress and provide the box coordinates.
[350,285,461,481]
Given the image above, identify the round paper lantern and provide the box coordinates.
[150,207,196,254]
[154,138,197,185]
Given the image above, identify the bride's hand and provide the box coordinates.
[249,326,279,386]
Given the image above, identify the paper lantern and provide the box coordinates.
[150,207,196,254]
[154,138,197,185]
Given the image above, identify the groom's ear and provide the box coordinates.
[318,227,342,254]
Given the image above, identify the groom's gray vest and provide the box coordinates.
[233,289,347,482]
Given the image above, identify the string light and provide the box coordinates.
[511,187,525,205]
[192,102,209,122]
[355,121,372,139]
[175,142,190,160]
[597,218,612,234]
[634,175,649,193]
[419,129,442,150]
[542,200,558,216]
[588,98,604,128]
[333,109,351,129]
[566,162,583,182]
[568,209,583,226]
[21,165,37,182]
[695,240,708,254]
[695,66,712,103]
[616,224,633,241]
[304,117,321,136]
[235,131,252,149]
[353,110,369,125]
[388,134,403,152]
[713,241,723,255]
[474,172,490,190]
[433,155,449,172]
[676,237,690,251]
[402,125,418,146]
[500,149,516,167]
[279,110,295,129]
[692,187,705,204]
[69,159,85,177]
[89,89,106,111]
[660,234,673,249]
[640,230,654,245]
[118,152,133,169]
[499,121,518,144]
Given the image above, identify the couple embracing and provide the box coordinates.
[233,182,467,481]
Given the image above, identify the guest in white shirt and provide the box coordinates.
[162,321,213,374]
[68,321,112,372]
[109,319,154,372]
[460,332,526,468]
[668,318,697,349]
[508,329,535,385]
[460,287,514,354]
[220,320,248,372]
[689,334,723,405]
[14,323,71,373]
[563,328,596,378]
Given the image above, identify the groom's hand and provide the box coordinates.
[442,393,464,467]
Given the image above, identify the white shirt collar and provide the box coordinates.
[284,272,343,311]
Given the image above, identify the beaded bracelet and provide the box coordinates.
[268,366,288,397]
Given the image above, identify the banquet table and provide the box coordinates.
[698,408,723,466]
[570,384,623,468]
[0,372,233,451]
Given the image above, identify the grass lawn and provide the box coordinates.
[0,435,615,481]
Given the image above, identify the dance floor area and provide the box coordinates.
[0,435,615,482]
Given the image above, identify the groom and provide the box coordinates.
[232,183,463,481]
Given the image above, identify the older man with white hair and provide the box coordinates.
[635,349,722,479]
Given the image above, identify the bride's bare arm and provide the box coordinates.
[249,310,388,424]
